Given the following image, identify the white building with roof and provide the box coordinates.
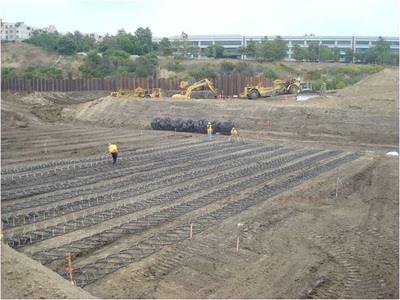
[1,21,37,41]
[153,34,399,61]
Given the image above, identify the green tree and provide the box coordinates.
[237,46,246,57]
[25,30,61,51]
[134,27,153,55]
[189,46,201,58]
[292,45,308,61]
[103,49,130,67]
[364,37,397,65]
[306,44,319,62]
[319,45,335,62]
[132,52,158,77]
[57,36,77,55]
[79,50,111,78]
[68,31,96,52]
[206,45,225,58]
[116,29,136,54]
[171,39,189,58]
[159,37,173,56]
[344,48,354,63]
[332,47,341,62]
[246,41,257,58]
[97,33,118,52]
[255,37,288,62]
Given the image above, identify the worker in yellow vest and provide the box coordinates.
[108,143,118,164]
[207,122,213,141]
[230,127,238,143]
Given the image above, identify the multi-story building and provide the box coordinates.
[1,21,37,41]
[153,34,399,61]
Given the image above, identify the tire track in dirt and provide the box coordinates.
[27,148,321,264]
[63,152,361,287]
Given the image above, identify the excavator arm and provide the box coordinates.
[172,79,217,100]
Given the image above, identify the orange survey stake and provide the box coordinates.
[64,252,74,284]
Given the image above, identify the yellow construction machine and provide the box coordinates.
[111,87,163,98]
[241,78,302,100]
[172,78,217,100]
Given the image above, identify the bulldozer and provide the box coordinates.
[111,87,163,98]
[172,78,217,100]
[241,78,303,100]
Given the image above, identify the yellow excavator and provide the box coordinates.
[172,78,217,100]
[241,78,303,99]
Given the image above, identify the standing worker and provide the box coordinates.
[207,122,213,141]
[108,143,118,164]
[230,127,238,143]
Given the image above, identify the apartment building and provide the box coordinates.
[1,21,36,41]
[0,20,60,42]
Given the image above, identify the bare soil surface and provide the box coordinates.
[57,68,398,148]
[1,244,95,299]
[1,68,398,299]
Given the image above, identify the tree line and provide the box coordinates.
[289,37,398,65]
[1,27,398,80]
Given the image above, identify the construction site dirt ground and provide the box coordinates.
[1,68,399,299]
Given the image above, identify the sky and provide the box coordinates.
[1,0,399,37]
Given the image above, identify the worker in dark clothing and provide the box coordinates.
[108,143,118,164]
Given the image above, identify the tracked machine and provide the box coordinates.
[172,78,218,100]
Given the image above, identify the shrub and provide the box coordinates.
[219,61,236,74]
[132,55,157,77]
[21,65,63,79]
[306,69,323,80]
[187,64,216,80]
[234,62,255,76]
[336,81,347,89]
[263,67,278,79]
[165,60,185,72]
[1,67,17,79]
[310,79,323,91]
[279,63,297,74]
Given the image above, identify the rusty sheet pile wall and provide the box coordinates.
[1,74,271,97]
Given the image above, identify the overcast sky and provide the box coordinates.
[1,0,399,37]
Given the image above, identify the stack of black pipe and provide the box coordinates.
[151,117,234,135]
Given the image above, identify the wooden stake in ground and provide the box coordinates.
[190,223,193,239]
[64,253,74,285]
[335,177,342,198]
[236,223,243,253]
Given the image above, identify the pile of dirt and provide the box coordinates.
[41,91,110,105]
[286,68,399,112]
[1,244,95,299]
[1,92,44,128]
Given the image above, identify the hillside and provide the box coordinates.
[2,42,384,84]
[1,42,83,77]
